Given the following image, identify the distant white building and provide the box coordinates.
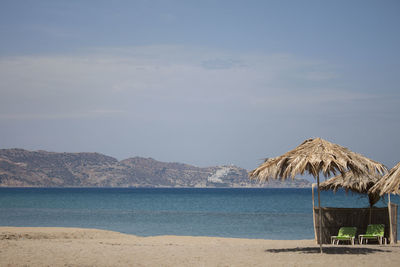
[207,167,231,183]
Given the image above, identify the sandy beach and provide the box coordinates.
[0,227,399,267]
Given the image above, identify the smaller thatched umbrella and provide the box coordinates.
[320,172,383,207]
[370,162,400,196]
[369,162,400,244]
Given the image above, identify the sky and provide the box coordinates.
[0,0,399,171]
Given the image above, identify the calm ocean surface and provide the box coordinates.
[0,188,399,240]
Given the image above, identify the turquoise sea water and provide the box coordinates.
[0,188,399,240]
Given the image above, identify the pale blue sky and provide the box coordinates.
[0,0,399,171]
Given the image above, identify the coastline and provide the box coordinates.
[1,227,399,266]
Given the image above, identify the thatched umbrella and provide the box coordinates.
[320,172,383,207]
[369,162,399,244]
[370,162,400,196]
[249,137,386,253]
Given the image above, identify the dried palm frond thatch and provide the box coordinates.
[370,162,400,196]
[320,172,383,207]
[249,138,386,182]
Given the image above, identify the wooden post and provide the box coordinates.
[317,174,323,253]
[388,193,393,244]
[312,183,317,243]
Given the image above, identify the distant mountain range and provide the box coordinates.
[0,149,311,188]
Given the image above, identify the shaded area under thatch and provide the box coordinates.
[320,172,383,207]
[265,246,392,255]
[313,205,398,244]
[370,162,400,196]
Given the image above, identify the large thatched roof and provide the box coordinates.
[370,162,400,196]
[249,138,387,181]
[320,172,383,207]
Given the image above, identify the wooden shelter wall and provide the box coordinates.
[313,207,397,244]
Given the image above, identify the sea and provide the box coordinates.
[0,188,399,240]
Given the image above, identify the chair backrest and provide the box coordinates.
[365,224,384,237]
[338,227,357,237]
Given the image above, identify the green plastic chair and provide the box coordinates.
[359,224,386,245]
[331,227,357,245]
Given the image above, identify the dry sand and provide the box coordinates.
[1,227,399,267]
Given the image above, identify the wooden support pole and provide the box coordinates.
[388,193,393,244]
[312,183,317,243]
[317,174,323,253]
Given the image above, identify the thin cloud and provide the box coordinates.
[0,109,125,120]
[0,45,384,122]
[201,58,246,70]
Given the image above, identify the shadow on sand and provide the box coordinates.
[265,246,392,255]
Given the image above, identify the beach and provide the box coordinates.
[1,227,399,266]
